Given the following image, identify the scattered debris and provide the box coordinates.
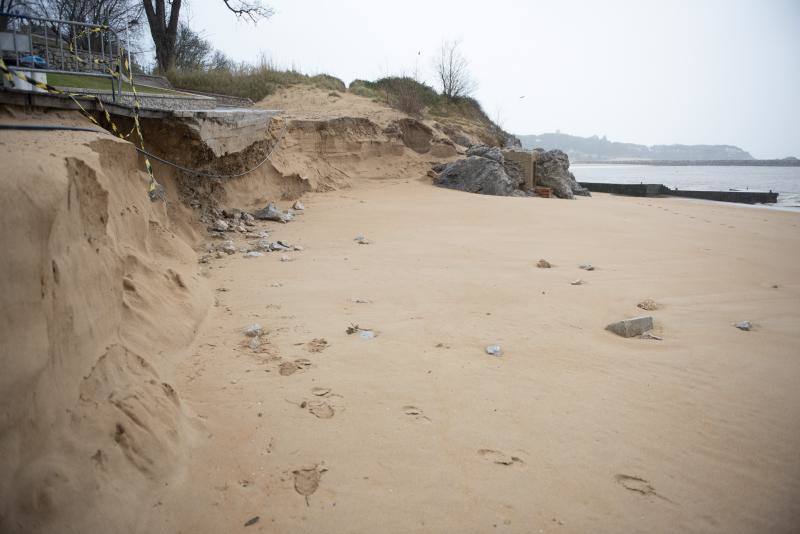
[536,259,552,268]
[354,235,371,245]
[485,344,503,356]
[280,255,292,262]
[570,279,585,285]
[293,245,304,251]
[293,465,327,505]
[351,298,371,304]
[218,240,237,255]
[579,263,595,271]
[606,316,654,338]
[270,282,283,287]
[735,321,752,331]
[640,331,663,340]
[211,219,229,232]
[244,324,264,337]
[346,323,362,335]
[637,299,659,311]
[252,202,294,223]
[244,516,260,527]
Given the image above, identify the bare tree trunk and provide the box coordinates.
[142,0,181,72]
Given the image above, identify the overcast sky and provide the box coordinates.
[185,0,799,158]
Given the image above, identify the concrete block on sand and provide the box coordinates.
[606,316,654,338]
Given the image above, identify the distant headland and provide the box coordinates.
[517,132,799,166]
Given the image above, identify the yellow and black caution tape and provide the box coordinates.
[0,55,162,201]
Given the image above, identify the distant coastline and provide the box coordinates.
[573,159,800,167]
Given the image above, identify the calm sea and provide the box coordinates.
[571,164,800,210]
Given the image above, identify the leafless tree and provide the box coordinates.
[0,0,31,31]
[434,39,476,100]
[143,0,273,73]
[173,22,211,69]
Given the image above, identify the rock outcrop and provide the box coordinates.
[434,156,518,196]
[466,144,504,163]
[534,149,591,199]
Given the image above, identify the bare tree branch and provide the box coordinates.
[221,0,274,22]
[434,39,476,100]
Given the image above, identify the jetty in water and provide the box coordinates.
[579,182,779,204]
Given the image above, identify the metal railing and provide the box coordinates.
[0,12,124,100]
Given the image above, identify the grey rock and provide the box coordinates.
[243,212,255,222]
[485,344,503,356]
[735,321,752,331]
[466,144,504,164]
[359,330,376,340]
[252,203,294,223]
[244,251,262,258]
[244,324,263,337]
[354,235,371,245]
[219,240,237,255]
[249,336,262,350]
[292,201,305,211]
[571,279,585,285]
[579,263,595,271]
[534,150,591,199]
[434,156,519,196]
[606,316,654,338]
[212,219,229,232]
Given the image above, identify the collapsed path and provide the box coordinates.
[147,179,800,533]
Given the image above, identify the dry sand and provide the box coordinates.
[145,179,800,533]
[2,104,799,534]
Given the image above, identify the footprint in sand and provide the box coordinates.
[615,474,673,502]
[402,405,431,422]
[306,338,328,353]
[478,449,524,466]
[293,464,327,506]
[278,358,313,376]
[308,400,335,419]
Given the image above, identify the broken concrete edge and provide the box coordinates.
[605,315,655,338]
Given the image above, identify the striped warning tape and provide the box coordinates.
[0,56,162,200]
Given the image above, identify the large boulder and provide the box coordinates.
[434,156,517,196]
[466,144,504,164]
[535,149,590,199]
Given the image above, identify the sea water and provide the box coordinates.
[570,164,800,210]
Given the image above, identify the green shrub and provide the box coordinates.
[166,60,345,102]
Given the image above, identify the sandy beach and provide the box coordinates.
[143,179,800,533]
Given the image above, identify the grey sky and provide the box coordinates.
[186,0,800,158]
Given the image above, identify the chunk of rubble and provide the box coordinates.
[735,321,752,331]
[536,259,552,268]
[244,251,262,258]
[485,344,503,356]
[244,324,263,337]
[218,240,237,255]
[354,235,371,245]
[637,299,659,311]
[579,263,595,271]
[570,279,585,285]
[606,316,654,338]
[640,331,663,340]
[252,202,294,223]
[293,201,305,211]
[211,219,229,232]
